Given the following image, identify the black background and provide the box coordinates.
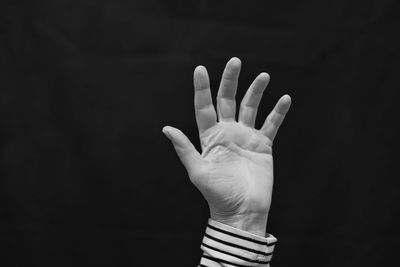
[1,0,399,266]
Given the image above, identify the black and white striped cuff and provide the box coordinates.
[199,219,277,267]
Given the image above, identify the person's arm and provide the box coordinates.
[163,57,291,266]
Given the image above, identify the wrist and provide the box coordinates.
[210,211,269,237]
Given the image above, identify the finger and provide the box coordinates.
[194,66,217,134]
[162,126,204,176]
[238,72,270,128]
[260,94,292,142]
[217,57,241,121]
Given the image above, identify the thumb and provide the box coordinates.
[162,126,203,175]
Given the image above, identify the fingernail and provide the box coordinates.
[162,127,171,139]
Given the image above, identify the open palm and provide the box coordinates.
[163,57,291,235]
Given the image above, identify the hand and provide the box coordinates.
[163,57,291,236]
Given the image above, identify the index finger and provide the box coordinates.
[260,94,292,142]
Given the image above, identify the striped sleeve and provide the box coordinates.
[199,219,277,267]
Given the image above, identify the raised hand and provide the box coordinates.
[163,57,291,236]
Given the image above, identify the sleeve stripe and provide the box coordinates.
[200,257,225,267]
[202,242,271,264]
[200,219,277,266]
[203,236,262,259]
[202,254,269,267]
[204,233,272,256]
[206,227,270,252]
[207,223,272,246]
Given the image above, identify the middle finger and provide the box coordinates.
[217,57,241,122]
